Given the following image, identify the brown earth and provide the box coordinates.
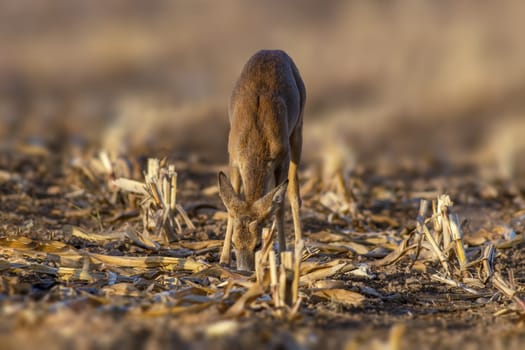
[1,143,525,349]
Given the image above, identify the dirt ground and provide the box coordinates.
[2,1,525,349]
[1,142,525,350]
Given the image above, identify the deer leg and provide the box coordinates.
[288,162,302,243]
[219,166,241,265]
[220,217,233,265]
[274,167,287,252]
[289,122,303,244]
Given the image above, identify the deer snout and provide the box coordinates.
[235,248,255,271]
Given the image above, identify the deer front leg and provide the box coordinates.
[289,123,303,244]
[220,216,234,265]
[288,161,302,244]
[274,196,286,253]
[273,167,287,252]
[219,166,241,266]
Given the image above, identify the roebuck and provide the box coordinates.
[218,50,306,271]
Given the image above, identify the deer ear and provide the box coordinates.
[253,179,288,220]
[218,172,243,213]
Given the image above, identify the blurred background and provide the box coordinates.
[1,0,525,178]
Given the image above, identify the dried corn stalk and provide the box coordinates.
[492,271,525,314]
[408,195,471,276]
[401,194,520,306]
[245,233,306,318]
[113,158,195,245]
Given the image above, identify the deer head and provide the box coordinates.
[218,171,288,271]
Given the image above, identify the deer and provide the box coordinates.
[218,49,306,271]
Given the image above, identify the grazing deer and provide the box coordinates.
[218,50,306,271]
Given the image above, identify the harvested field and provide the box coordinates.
[1,1,525,349]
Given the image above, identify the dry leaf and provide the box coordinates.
[68,226,125,243]
[312,288,365,307]
[225,283,265,318]
[112,178,147,195]
[307,231,346,243]
[307,242,349,254]
[336,241,370,255]
[311,280,346,289]
[124,227,160,251]
[300,262,347,286]
[179,240,223,250]
[89,253,208,272]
